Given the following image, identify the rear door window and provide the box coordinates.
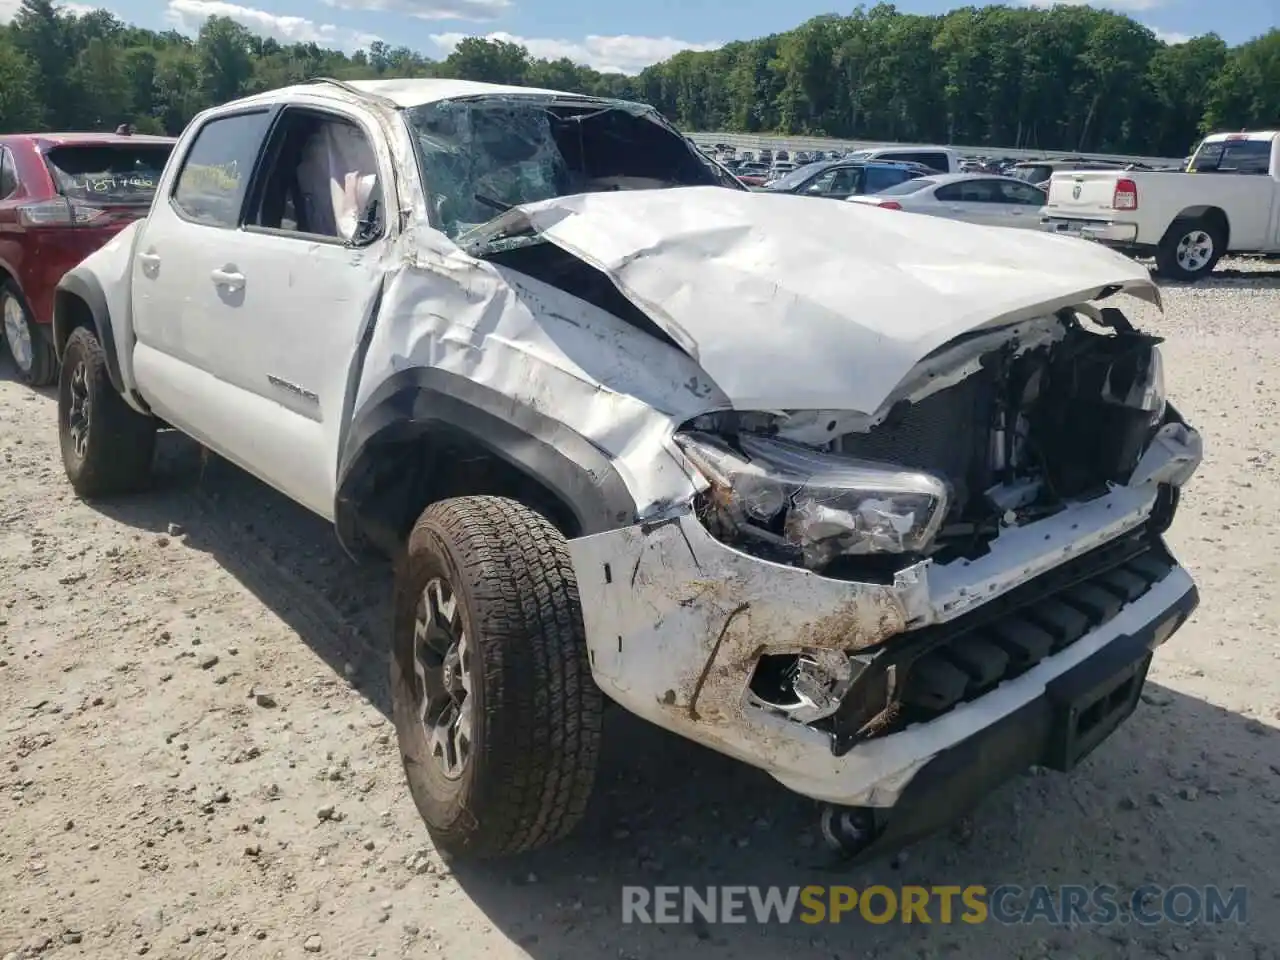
[996,180,1047,205]
[864,166,916,193]
[46,143,173,205]
[172,110,275,228]
[1188,139,1272,174]
[936,180,1001,203]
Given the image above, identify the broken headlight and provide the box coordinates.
[674,431,950,571]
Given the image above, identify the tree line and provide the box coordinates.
[0,0,1275,158]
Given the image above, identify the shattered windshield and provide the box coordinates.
[404,96,732,240]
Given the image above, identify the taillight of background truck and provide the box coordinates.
[1112,178,1138,211]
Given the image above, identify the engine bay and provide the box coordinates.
[684,306,1169,576]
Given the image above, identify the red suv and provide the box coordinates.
[0,132,176,385]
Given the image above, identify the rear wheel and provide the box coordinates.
[1155,217,1224,282]
[58,326,156,497]
[2,284,56,386]
[391,495,602,859]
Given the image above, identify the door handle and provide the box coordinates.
[138,251,160,265]
[210,267,245,289]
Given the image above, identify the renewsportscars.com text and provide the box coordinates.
[622,884,1248,926]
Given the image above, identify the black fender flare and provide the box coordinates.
[53,271,127,396]
[334,367,640,552]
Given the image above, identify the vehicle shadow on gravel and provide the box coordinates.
[1156,270,1280,289]
[86,433,1280,959]
[0,356,58,398]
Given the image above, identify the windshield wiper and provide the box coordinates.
[474,193,513,213]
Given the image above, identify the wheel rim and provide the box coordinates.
[412,578,473,780]
[1175,230,1214,273]
[67,360,91,459]
[3,295,32,372]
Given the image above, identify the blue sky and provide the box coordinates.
[25,0,1280,72]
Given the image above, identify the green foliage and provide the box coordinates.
[0,0,1274,157]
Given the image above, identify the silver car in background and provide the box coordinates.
[848,172,1048,229]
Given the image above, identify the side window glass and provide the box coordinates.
[248,109,383,244]
[934,183,963,202]
[865,167,912,193]
[805,169,837,194]
[0,149,15,199]
[998,181,1046,206]
[172,110,274,228]
[920,154,949,171]
[830,167,861,194]
[958,180,999,203]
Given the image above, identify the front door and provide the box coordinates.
[130,103,390,519]
[196,105,390,518]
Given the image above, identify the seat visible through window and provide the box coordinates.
[252,111,382,243]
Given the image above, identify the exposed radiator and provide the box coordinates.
[835,371,996,509]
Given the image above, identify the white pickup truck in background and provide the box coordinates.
[1042,130,1280,281]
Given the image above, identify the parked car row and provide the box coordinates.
[697,130,1280,277]
[4,78,1206,869]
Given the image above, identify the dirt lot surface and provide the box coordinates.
[2,259,1279,960]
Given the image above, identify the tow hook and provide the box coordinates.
[819,805,878,857]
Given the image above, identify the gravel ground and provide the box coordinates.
[1,258,1279,960]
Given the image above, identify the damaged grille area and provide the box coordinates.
[836,370,994,511]
[682,311,1169,577]
[826,532,1176,754]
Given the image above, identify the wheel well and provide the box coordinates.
[338,425,583,557]
[52,288,97,361]
[1173,206,1230,248]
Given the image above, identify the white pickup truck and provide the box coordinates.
[1042,130,1280,280]
[53,77,1202,862]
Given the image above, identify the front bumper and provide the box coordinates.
[1042,217,1140,245]
[569,478,1196,809]
[843,574,1196,860]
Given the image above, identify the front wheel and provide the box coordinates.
[58,326,157,497]
[1155,217,1224,282]
[391,496,603,859]
[2,284,56,386]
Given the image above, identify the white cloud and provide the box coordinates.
[322,0,510,22]
[165,0,380,52]
[1153,28,1192,44]
[1019,0,1167,9]
[429,31,723,74]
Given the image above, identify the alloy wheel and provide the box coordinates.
[67,360,92,459]
[412,578,474,780]
[3,295,32,372]
[1175,230,1214,274]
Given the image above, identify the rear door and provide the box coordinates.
[932,178,1011,225]
[129,106,280,477]
[988,179,1048,228]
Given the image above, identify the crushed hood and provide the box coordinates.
[468,186,1161,413]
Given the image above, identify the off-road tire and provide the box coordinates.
[2,283,56,386]
[58,326,156,497]
[391,495,603,859]
[1155,216,1224,282]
